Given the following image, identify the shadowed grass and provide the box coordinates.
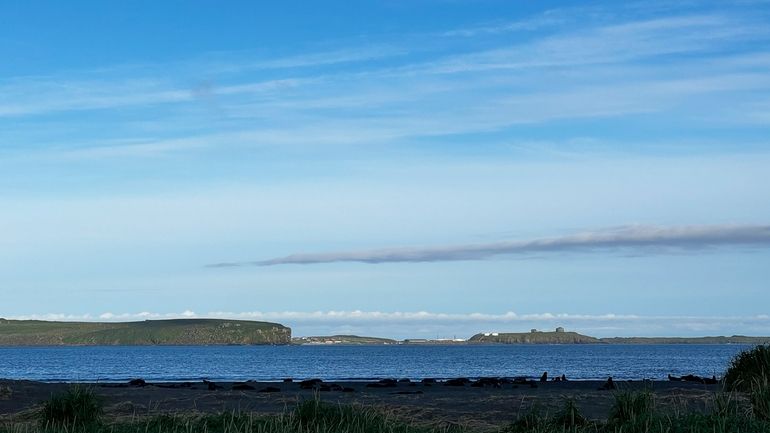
[552,399,589,428]
[724,344,770,391]
[501,390,770,433]
[606,390,654,430]
[750,375,770,421]
[6,398,458,433]
[3,390,770,433]
[39,386,103,428]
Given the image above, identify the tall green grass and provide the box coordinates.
[5,398,456,433]
[39,386,103,428]
[4,386,770,433]
[503,390,770,433]
[750,375,770,421]
[724,344,770,391]
[606,390,654,431]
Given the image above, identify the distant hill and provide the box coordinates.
[469,331,600,344]
[0,318,291,346]
[599,336,770,344]
[469,330,770,345]
[293,335,397,345]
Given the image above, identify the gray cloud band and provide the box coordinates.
[208,224,770,267]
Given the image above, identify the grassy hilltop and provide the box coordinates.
[0,318,291,346]
[469,330,601,344]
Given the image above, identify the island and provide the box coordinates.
[469,328,600,344]
[0,318,291,346]
[469,327,770,345]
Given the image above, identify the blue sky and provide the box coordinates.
[2,0,770,338]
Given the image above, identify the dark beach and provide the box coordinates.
[0,378,730,430]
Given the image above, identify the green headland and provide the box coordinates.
[0,318,291,346]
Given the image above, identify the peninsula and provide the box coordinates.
[0,318,291,346]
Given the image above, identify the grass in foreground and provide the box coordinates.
[5,394,462,433]
[724,344,770,392]
[4,345,770,432]
[505,390,770,433]
[3,388,770,433]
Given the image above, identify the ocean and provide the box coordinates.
[0,344,750,382]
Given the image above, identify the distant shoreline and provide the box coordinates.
[290,331,770,346]
[2,319,769,346]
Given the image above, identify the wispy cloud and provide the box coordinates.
[2,8,769,162]
[210,224,770,267]
[414,14,762,75]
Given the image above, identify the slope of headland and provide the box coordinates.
[0,318,291,346]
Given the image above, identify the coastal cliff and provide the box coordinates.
[0,318,291,346]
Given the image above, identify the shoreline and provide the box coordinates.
[1,378,730,428]
[0,375,722,384]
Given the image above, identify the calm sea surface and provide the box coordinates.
[0,344,750,382]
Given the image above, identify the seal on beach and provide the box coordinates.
[258,386,281,393]
[128,379,146,387]
[444,378,469,387]
[299,379,323,389]
[203,380,221,391]
[598,377,616,390]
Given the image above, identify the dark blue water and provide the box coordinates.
[0,344,750,382]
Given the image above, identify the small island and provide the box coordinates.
[470,327,770,345]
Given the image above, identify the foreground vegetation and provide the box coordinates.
[2,385,769,433]
[0,318,291,345]
[2,345,769,432]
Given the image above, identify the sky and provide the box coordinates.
[1,0,770,339]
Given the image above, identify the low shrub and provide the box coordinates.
[553,399,589,428]
[607,391,654,431]
[0,385,11,400]
[39,386,103,428]
[724,344,770,391]
[750,375,770,421]
[506,404,550,432]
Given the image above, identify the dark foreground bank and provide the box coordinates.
[2,378,758,431]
